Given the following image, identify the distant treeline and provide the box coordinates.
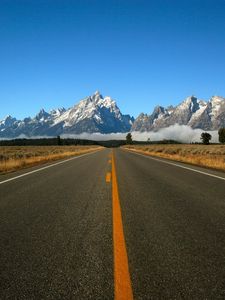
[0,138,97,146]
[0,138,126,147]
[0,137,181,147]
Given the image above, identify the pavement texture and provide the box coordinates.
[0,149,113,299]
[0,147,225,299]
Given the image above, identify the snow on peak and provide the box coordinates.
[174,96,207,116]
[52,91,123,127]
[94,90,101,96]
[3,115,13,121]
[35,109,50,122]
[50,107,66,116]
[92,90,103,101]
[209,96,225,118]
[177,96,197,109]
[102,96,116,107]
[188,100,207,124]
[0,115,17,127]
[36,108,47,115]
[211,95,224,102]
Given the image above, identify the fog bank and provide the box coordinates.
[62,125,219,143]
[0,125,219,143]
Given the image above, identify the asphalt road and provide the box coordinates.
[0,148,225,299]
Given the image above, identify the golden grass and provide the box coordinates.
[0,145,102,174]
[123,144,225,171]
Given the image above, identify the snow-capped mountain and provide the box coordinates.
[0,91,134,138]
[1,93,225,138]
[132,95,225,132]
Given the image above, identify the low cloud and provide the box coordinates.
[132,125,219,143]
[62,125,219,143]
[0,125,219,143]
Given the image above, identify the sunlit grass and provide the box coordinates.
[0,145,102,174]
[124,144,225,171]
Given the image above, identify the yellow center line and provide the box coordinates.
[112,151,133,300]
[106,172,111,183]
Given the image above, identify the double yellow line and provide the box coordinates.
[107,151,134,300]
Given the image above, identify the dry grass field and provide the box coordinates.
[0,145,101,174]
[124,144,225,171]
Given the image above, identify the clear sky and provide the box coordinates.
[0,0,225,120]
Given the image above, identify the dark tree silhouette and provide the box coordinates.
[126,133,133,144]
[218,128,225,144]
[201,132,212,145]
[57,135,62,145]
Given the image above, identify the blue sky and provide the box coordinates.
[0,0,225,120]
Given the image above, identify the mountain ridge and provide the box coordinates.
[0,91,134,138]
[1,92,225,138]
[132,95,225,132]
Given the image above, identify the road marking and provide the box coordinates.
[106,172,111,183]
[112,151,133,300]
[0,150,101,185]
[125,149,225,181]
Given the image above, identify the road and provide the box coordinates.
[0,148,225,299]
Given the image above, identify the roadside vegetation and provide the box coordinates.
[123,144,225,172]
[201,132,212,145]
[0,145,101,174]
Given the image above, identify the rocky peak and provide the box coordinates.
[0,115,17,128]
[35,109,50,121]
[92,90,103,102]
[50,108,66,116]
[152,105,166,116]
[131,94,225,132]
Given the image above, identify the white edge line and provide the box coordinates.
[0,149,101,185]
[124,149,225,181]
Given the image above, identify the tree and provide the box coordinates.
[201,132,212,145]
[126,133,133,144]
[57,135,62,145]
[218,128,225,144]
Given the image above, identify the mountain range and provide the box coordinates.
[132,95,225,132]
[0,92,225,138]
[0,91,134,138]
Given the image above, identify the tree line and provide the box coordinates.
[0,127,225,147]
[0,137,127,148]
[200,128,225,145]
[125,127,225,145]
